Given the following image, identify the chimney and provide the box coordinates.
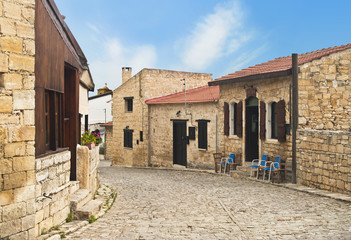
[122,67,132,84]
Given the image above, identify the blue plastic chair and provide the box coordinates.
[220,153,235,173]
[250,155,267,178]
[262,156,281,181]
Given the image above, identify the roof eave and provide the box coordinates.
[209,69,292,86]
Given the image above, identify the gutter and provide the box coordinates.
[292,53,298,184]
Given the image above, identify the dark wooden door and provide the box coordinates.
[173,121,187,166]
[64,65,79,180]
[245,106,259,161]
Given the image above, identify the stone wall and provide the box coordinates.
[297,49,351,194]
[148,102,220,169]
[34,151,71,236]
[0,0,36,238]
[112,68,212,167]
[218,76,292,166]
[105,125,113,160]
[77,145,100,194]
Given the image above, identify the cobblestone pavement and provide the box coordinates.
[68,162,351,239]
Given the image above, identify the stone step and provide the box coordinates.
[69,181,80,195]
[74,199,104,220]
[70,189,91,212]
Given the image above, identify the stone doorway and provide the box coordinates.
[245,97,259,161]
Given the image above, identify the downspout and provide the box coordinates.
[216,114,218,153]
[292,53,298,184]
[181,78,193,125]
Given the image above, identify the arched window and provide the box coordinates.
[230,102,237,135]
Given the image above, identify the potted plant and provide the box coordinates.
[91,130,102,146]
[81,131,96,150]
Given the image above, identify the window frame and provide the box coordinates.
[196,119,210,150]
[123,128,133,148]
[45,90,64,151]
[124,97,134,112]
[229,102,238,136]
[267,101,278,140]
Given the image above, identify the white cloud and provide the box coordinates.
[178,0,250,71]
[221,44,268,77]
[87,23,101,34]
[89,38,157,92]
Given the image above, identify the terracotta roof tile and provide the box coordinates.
[145,85,219,105]
[213,43,351,82]
[100,121,113,126]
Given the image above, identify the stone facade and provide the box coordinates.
[77,145,100,193]
[218,76,292,167]
[111,68,212,167]
[0,0,99,239]
[35,151,71,236]
[0,0,36,238]
[104,125,113,160]
[148,102,220,169]
[297,49,351,194]
[215,46,351,195]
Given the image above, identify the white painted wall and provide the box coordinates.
[88,93,113,124]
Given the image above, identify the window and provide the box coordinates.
[140,131,143,142]
[229,102,237,135]
[197,120,210,150]
[268,102,278,139]
[124,97,133,112]
[188,127,195,140]
[124,128,133,148]
[45,90,63,151]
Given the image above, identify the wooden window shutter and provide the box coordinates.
[277,100,286,142]
[236,101,243,138]
[224,102,229,136]
[260,101,266,140]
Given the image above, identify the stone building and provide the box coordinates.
[100,121,113,160]
[111,67,212,167]
[146,85,220,169]
[0,0,99,239]
[209,43,351,195]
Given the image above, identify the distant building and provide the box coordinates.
[111,67,212,167]
[82,84,112,142]
[146,85,220,169]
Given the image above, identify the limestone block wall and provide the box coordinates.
[35,151,71,236]
[218,76,292,165]
[77,145,100,194]
[0,0,36,238]
[112,69,212,167]
[148,102,220,169]
[105,126,113,160]
[297,49,351,194]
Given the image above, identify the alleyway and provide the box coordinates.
[67,161,351,239]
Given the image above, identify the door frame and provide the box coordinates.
[172,120,187,167]
[245,97,259,162]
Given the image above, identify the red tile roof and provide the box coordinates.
[100,121,113,126]
[145,85,219,105]
[210,43,351,85]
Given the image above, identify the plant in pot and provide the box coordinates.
[92,130,102,146]
[81,131,96,150]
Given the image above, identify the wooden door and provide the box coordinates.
[245,98,259,162]
[173,121,187,166]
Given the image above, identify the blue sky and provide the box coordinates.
[55,0,351,94]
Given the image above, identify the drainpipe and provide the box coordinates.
[216,115,218,153]
[292,53,298,184]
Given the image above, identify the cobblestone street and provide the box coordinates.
[67,162,351,239]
